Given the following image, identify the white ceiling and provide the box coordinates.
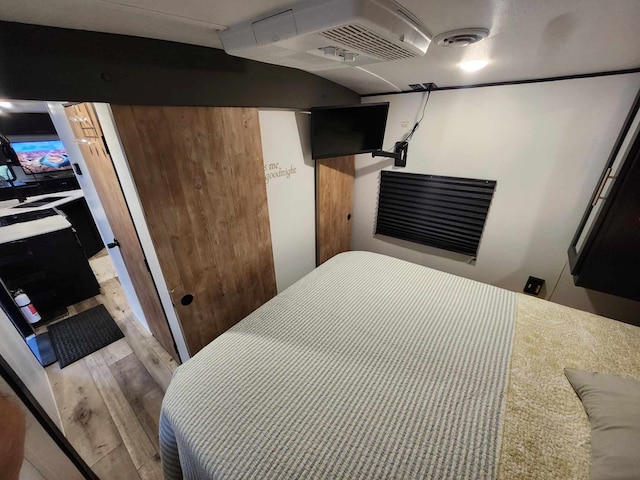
[1,0,640,95]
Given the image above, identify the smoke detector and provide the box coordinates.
[433,28,489,48]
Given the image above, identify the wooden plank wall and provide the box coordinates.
[316,156,355,265]
[110,106,277,355]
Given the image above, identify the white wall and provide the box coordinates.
[353,74,640,318]
[46,103,149,332]
[0,309,61,430]
[259,110,316,292]
[20,460,47,480]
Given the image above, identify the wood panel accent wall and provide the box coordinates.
[316,156,355,265]
[110,106,277,355]
[65,103,179,361]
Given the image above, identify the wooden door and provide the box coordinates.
[65,103,179,361]
[110,106,277,355]
[316,156,355,265]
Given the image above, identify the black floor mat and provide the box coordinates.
[48,304,124,368]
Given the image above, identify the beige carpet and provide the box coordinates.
[497,293,640,479]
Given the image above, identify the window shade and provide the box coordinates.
[376,171,496,257]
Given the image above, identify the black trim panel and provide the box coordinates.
[362,68,640,97]
[0,21,358,109]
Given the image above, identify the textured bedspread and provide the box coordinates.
[497,294,640,479]
[160,251,516,479]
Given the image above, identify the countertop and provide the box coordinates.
[0,190,84,244]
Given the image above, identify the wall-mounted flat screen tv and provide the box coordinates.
[310,103,389,159]
[12,140,72,174]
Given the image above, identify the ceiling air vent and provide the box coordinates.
[321,24,415,61]
[220,0,431,73]
[433,28,489,48]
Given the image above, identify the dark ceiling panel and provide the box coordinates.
[0,21,359,109]
[0,113,56,136]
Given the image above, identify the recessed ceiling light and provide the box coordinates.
[0,101,12,109]
[460,60,489,72]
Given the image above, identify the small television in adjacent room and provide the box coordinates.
[310,103,389,159]
[12,140,72,174]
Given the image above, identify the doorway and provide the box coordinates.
[0,99,180,479]
[40,254,175,478]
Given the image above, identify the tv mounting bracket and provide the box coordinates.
[372,141,409,167]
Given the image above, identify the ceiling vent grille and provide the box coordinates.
[221,0,431,72]
[433,28,489,48]
[320,24,416,61]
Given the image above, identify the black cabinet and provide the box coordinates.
[0,228,100,318]
[568,93,640,301]
[0,176,80,201]
[56,198,103,258]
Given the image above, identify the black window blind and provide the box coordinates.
[376,171,497,257]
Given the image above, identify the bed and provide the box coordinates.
[160,251,640,479]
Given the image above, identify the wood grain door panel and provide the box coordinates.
[64,103,179,361]
[110,106,277,355]
[316,156,355,265]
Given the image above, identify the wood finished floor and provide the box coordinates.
[43,250,177,479]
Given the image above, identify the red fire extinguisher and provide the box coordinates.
[13,289,42,324]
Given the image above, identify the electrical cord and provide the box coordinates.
[380,90,432,153]
[404,90,431,143]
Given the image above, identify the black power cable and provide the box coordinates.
[404,90,431,143]
[372,89,433,167]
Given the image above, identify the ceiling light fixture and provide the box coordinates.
[460,60,489,72]
[0,101,12,109]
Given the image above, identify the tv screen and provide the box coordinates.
[311,103,389,159]
[12,140,71,174]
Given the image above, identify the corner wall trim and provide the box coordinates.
[361,68,640,98]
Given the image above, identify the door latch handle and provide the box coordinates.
[107,239,120,249]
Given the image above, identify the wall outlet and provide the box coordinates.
[523,276,545,296]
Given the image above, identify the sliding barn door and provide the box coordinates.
[316,156,355,265]
[64,103,179,361]
[110,106,277,355]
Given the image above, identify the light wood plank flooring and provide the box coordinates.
[43,250,177,479]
